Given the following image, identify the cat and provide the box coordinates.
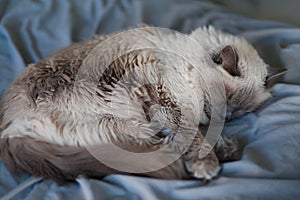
[0,26,286,184]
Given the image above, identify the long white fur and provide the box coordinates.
[0,26,270,147]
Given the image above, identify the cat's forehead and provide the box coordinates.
[191,26,258,56]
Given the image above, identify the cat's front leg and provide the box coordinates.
[215,135,240,162]
[184,134,221,181]
[199,125,240,162]
[167,127,221,181]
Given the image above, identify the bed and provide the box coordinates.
[1,0,300,199]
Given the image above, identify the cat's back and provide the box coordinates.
[11,35,106,102]
[0,27,209,146]
[0,36,107,138]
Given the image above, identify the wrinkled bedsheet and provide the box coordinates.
[1,0,300,199]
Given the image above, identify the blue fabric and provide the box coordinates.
[1,0,300,199]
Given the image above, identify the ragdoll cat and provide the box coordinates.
[0,26,285,183]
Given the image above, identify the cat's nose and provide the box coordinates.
[226,110,245,121]
[225,107,234,121]
[225,115,232,121]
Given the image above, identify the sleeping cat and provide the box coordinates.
[0,26,285,183]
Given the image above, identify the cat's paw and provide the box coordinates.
[215,136,239,162]
[184,155,221,181]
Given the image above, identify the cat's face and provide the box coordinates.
[213,44,271,120]
[190,27,283,120]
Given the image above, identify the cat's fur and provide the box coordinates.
[0,26,278,183]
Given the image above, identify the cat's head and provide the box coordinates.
[190,26,286,120]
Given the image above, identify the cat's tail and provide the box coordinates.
[0,137,189,184]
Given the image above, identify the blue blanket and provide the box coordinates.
[1,0,300,199]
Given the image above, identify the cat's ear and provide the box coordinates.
[213,45,240,77]
[265,67,287,89]
[139,23,151,28]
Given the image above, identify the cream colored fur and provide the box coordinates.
[0,26,272,182]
